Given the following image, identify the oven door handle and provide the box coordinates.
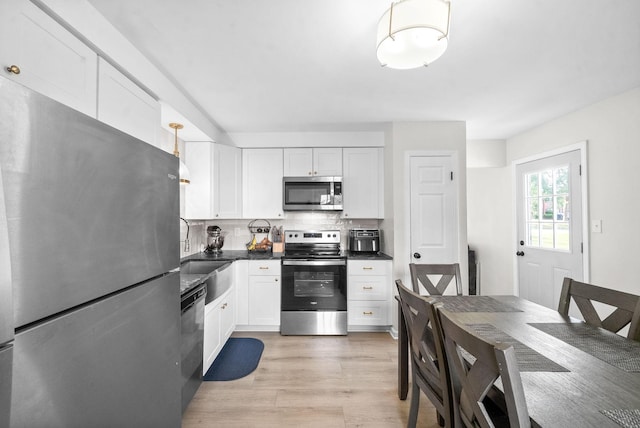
[282,259,346,267]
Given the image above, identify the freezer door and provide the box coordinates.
[0,161,13,345]
[0,344,12,428]
[0,77,179,328]
[11,272,181,428]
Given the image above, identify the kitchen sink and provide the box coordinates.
[180,260,233,304]
[180,260,230,275]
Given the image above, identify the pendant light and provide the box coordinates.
[169,122,191,185]
[376,0,451,69]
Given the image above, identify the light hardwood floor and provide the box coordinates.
[182,331,440,427]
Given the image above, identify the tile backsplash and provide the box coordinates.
[179,213,380,258]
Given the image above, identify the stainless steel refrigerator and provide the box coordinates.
[0,76,181,427]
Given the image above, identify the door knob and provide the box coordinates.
[413,252,421,259]
[516,251,525,256]
[6,65,20,75]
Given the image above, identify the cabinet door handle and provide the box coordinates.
[363,311,374,315]
[6,65,20,75]
[259,266,269,270]
[362,267,373,270]
[362,286,373,290]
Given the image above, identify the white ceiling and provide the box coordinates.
[87,0,640,140]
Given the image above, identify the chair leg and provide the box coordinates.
[408,374,420,428]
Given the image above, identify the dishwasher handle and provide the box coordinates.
[181,287,206,313]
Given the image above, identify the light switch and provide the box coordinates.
[591,220,602,233]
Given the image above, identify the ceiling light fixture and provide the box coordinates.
[376,0,451,70]
[169,122,191,185]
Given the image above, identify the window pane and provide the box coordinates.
[555,196,568,221]
[522,164,572,252]
[541,197,554,220]
[528,173,539,197]
[554,166,569,194]
[541,170,553,195]
[528,198,539,221]
[528,223,540,246]
[555,223,570,251]
[540,223,554,249]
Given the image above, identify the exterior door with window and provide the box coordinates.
[515,149,583,309]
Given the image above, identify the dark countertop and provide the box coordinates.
[181,250,393,263]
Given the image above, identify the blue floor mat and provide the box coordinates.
[203,338,264,381]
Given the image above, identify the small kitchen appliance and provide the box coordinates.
[282,176,343,211]
[348,229,380,254]
[280,230,347,335]
[204,225,225,254]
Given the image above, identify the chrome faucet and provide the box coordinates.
[180,217,190,252]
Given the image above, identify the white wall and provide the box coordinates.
[466,139,513,295]
[467,166,513,295]
[468,88,640,297]
[385,121,468,288]
[506,88,640,295]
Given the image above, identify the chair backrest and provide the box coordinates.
[437,307,531,428]
[558,277,640,341]
[409,263,462,296]
[395,280,453,426]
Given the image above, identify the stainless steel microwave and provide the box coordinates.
[283,176,343,211]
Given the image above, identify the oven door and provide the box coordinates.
[281,259,347,311]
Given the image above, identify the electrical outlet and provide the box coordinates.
[591,220,602,233]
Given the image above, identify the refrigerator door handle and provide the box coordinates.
[0,164,14,345]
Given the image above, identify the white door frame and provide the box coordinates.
[511,141,590,295]
[404,150,460,286]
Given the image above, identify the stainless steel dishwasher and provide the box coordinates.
[180,283,206,413]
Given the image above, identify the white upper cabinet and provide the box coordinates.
[283,148,342,176]
[97,58,160,147]
[342,147,384,219]
[0,0,97,117]
[185,141,242,219]
[242,148,284,219]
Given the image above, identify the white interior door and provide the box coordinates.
[409,155,457,266]
[515,149,584,309]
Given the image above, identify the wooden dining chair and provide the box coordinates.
[395,280,453,428]
[437,307,531,428]
[409,263,462,296]
[558,277,640,341]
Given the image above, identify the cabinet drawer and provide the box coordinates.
[348,276,389,300]
[348,260,389,276]
[248,260,281,275]
[348,301,389,325]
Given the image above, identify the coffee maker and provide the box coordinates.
[348,229,380,254]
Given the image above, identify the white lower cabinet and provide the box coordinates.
[348,260,391,329]
[203,287,235,374]
[247,260,281,328]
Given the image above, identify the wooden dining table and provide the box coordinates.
[397,295,640,428]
